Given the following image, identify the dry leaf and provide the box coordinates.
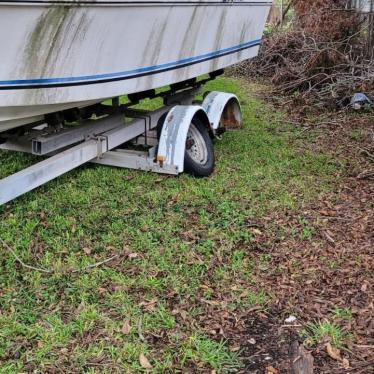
[361,282,368,292]
[266,366,279,374]
[342,358,350,369]
[326,342,342,361]
[83,247,92,255]
[252,228,263,236]
[139,353,153,369]
[139,299,157,312]
[121,319,131,335]
[97,287,107,295]
[180,310,187,320]
[229,345,241,352]
[200,299,220,306]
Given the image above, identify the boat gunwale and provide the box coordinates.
[0,0,273,7]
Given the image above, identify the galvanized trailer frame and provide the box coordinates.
[0,80,242,206]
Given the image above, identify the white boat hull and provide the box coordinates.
[0,0,271,132]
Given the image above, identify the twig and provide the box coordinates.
[358,148,374,162]
[70,255,119,273]
[357,169,374,179]
[1,237,120,274]
[355,344,374,349]
[0,237,52,274]
[138,316,146,342]
[281,324,303,328]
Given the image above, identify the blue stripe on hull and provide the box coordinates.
[0,39,261,88]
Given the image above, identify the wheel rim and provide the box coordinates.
[185,122,208,165]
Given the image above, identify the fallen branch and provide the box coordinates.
[232,29,374,108]
[0,237,52,274]
[1,237,120,275]
[70,255,119,273]
[358,148,374,162]
[357,169,374,179]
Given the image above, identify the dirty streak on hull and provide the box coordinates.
[210,7,227,73]
[175,5,204,82]
[0,1,272,131]
[140,7,173,90]
[18,4,92,105]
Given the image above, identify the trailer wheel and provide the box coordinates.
[184,118,215,177]
[157,114,215,177]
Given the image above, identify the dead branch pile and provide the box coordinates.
[294,0,359,40]
[234,31,374,108]
[233,1,374,108]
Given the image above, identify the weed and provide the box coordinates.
[331,307,354,321]
[181,335,241,371]
[301,320,352,348]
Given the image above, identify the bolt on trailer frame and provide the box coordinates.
[0,75,242,206]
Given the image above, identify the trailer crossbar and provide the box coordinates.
[0,106,168,205]
[0,138,103,205]
[0,86,239,206]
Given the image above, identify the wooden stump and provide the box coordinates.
[290,340,314,374]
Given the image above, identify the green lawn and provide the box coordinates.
[0,77,336,373]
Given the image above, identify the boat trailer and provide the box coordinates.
[0,80,242,206]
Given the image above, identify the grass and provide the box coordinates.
[181,335,241,371]
[301,321,353,349]
[331,307,354,322]
[0,77,337,372]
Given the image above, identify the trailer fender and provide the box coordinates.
[202,91,242,133]
[156,105,211,173]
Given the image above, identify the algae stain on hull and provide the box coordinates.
[17,4,91,103]
[238,20,252,60]
[22,6,72,77]
[138,7,173,90]
[210,8,228,72]
[174,5,204,81]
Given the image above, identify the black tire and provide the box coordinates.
[156,112,168,140]
[183,118,215,178]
